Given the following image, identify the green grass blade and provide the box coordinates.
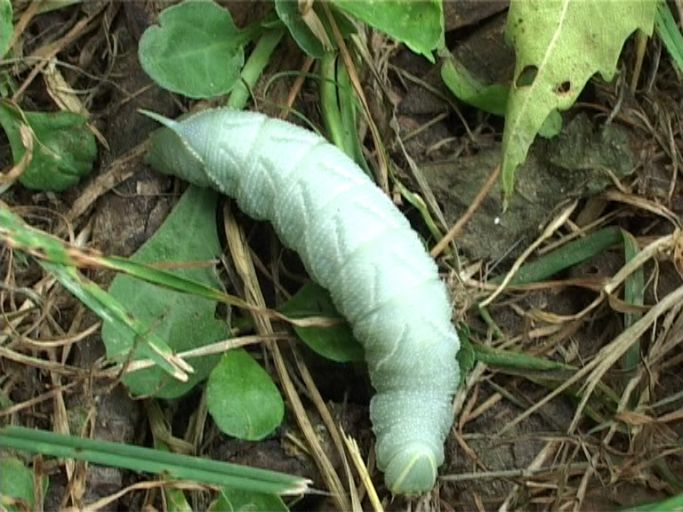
[1,206,254,311]
[622,230,645,372]
[103,256,251,308]
[498,226,622,285]
[40,261,191,381]
[394,178,444,243]
[656,1,683,73]
[473,343,573,371]
[621,492,683,512]
[0,427,310,496]
[473,343,621,406]
[336,53,369,174]
[320,52,350,157]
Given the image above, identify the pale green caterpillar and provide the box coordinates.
[146,108,460,495]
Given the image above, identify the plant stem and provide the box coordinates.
[227,28,285,110]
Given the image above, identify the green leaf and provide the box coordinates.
[275,0,327,58]
[622,230,645,371]
[333,0,443,60]
[439,49,562,136]
[538,110,563,138]
[495,226,623,286]
[280,282,364,363]
[275,1,355,58]
[0,457,44,512]
[101,186,229,398]
[501,0,657,197]
[656,1,683,73]
[206,349,284,441]
[138,0,247,98]
[455,327,476,386]
[621,493,683,512]
[440,52,509,116]
[0,207,193,382]
[209,488,289,512]
[473,343,573,371]
[164,488,193,512]
[0,0,12,58]
[44,260,191,382]
[0,426,309,495]
[0,103,97,191]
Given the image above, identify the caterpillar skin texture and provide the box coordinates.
[147,109,460,495]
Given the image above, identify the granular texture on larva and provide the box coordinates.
[146,108,460,495]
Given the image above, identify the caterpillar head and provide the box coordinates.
[384,443,438,496]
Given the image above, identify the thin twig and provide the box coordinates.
[431,165,501,258]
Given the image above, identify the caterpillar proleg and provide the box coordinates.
[146,108,460,495]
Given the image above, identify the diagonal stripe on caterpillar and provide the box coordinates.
[145,108,461,495]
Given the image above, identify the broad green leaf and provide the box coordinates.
[209,488,288,512]
[333,0,443,60]
[0,103,97,191]
[206,349,284,441]
[0,0,12,58]
[0,457,44,512]
[138,0,247,98]
[501,0,657,197]
[280,282,363,363]
[102,186,229,398]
